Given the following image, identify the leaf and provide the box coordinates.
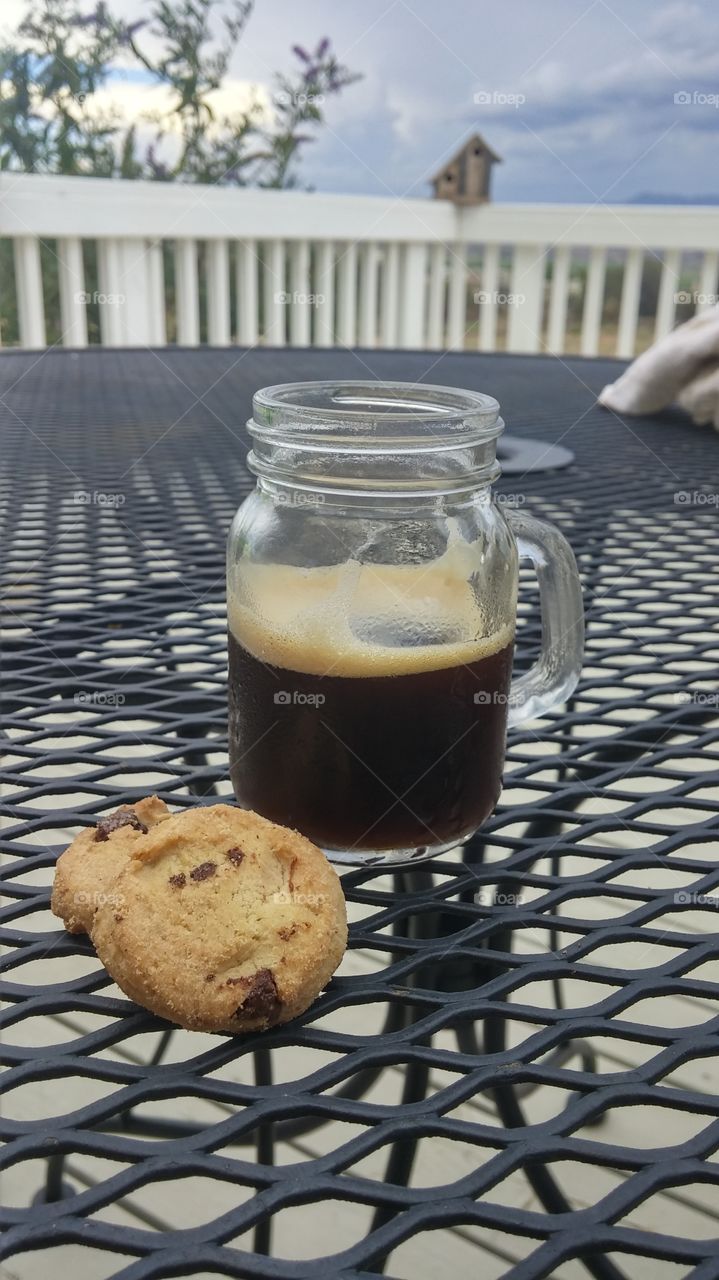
[0,0,361,188]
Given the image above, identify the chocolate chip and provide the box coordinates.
[94,808,148,842]
[226,846,244,867]
[114,914,124,923]
[231,968,280,1023]
[278,925,296,941]
[205,973,215,982]
[189,861,216,881]
[169,872,186,889]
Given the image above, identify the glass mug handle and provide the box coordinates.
[505,509,584,727]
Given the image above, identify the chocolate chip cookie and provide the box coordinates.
[91,804,347,1034]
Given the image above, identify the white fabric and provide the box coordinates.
[598,308,719,428]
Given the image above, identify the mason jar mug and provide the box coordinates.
[227,381,584,866]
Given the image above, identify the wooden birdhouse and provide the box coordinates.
[431,134,502,205]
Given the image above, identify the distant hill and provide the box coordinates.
[627,193,719,205]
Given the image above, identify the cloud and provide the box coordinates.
[92,74,272,134]
[300,0,711,201]
[3,0,719,202]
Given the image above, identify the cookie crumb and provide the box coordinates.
[169,873,186,889]
[226,846,244,866]
[114,914,124,923]
[278,925,297,941]
[205,973,215,982]
[94,808,148,842]
[190,861,216,881]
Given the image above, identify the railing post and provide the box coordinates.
[118,239,157,346]
[654,248,681,341]
[546,245,571,355]
[314,241,335,347]
[236,239,258,346]
[175,239,200,346]
[57,237,88,348]
[616,248,643,359]
[477,244,500,351]
[96,239,124,346]
[580,246,607,357]
[262,240,286,346]
[380,243,400,348]
[336,243,358,348]
[358,243,380,347]
[289,240,311,347]
[207,240,230,346]
[13,237,46,349]
[398,243,427,349]
[146,238,167,346]
[426,243,446,349]
[507,244,545,354]
[446,243,467,351]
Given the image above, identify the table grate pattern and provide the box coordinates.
[2,348,719,1280]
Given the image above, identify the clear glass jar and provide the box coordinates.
[227,381,583,866]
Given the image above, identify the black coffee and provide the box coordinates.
[228,630,513,851]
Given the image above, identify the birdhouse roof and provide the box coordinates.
[431,133,503,180]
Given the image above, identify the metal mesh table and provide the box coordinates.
[3,347,719,1280]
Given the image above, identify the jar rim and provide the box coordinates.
[251,380,502,441]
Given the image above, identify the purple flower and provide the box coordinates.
[71,5,107,28]
[292,45,310,63]
[316,38,330,58]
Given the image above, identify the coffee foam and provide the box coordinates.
[228,542,515,678]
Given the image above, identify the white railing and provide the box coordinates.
[1,174,718,355]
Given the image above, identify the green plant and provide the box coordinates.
[0,0,360,185]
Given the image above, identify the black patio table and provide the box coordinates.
[2,345,719,1280]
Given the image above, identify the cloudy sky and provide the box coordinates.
[4,0,719,201]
